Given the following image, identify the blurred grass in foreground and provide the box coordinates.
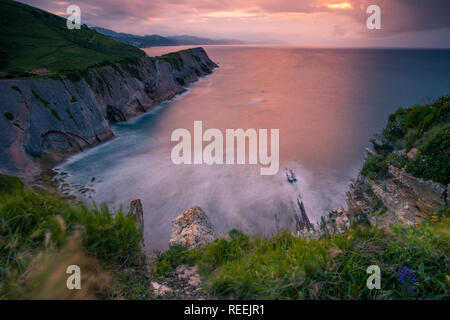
[0,174,151,299]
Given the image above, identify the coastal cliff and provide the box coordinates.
[0,48,217,178]
[299,95,449,238]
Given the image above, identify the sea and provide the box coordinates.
[55,46,450,250]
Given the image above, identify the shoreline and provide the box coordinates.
[50,74,214,198]
[0,47,218,187]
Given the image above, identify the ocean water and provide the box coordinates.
[56,46,450,250]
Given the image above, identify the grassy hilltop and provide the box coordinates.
[0,0,145,78]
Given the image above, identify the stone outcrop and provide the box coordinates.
[169,206,215,249]
[127,199,145,265]
[128,199,144,235]
[0,48,217,179]
[345,165,446,228]
[296,139,447,239]
[150,264,211,300]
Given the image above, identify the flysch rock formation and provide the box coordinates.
[297,145,447,239]
[0,48,217,180]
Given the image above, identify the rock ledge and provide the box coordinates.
[169,206,215,249]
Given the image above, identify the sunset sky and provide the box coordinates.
[19,0,450,47]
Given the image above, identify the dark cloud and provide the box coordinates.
[17,0,450,39]
[348,0,450,34]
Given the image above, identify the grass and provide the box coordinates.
[0,174,151,299]
[153,212,449,299]
[0,0,145,78]
[1,94,448,300]
[4,112,14,121]
[158,52,184,72]
[362,95,450,185]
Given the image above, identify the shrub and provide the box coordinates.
[404,128,420,149]
[405,104,433,129]
[419,96,450,133]
[382,108,407,144]
[0,174,23,194]
[195,229,251,271]
[361,154,388,180]
[152,245,194,278]
[384,153,408,169]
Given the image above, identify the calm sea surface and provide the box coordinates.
[56,46,450,250]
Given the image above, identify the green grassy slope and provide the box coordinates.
[0,0,145,78]
[362,95,450,185]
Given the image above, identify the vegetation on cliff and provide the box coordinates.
[0,95,448,300]
[0,174,150,299]
[154,210,448,299]
[154,95,450,300]
[362,95,449,185]
[0,0,145,79]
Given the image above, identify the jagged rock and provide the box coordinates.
[365,148,375,156]
[106,105,127,123]
[296,195,314,231]
[345,165,446,228]
[169,207,215,249]
[334,214,350,234]
[370,134,393,154]
[388,166,446,212]
[176,265,201,287]
[447,184,450,203]
[369,134,385,148]
[151,282,173,297]
[152,264,211,300]
[128,199,145,265]
[128,199,144,235]
[393,149,406,156]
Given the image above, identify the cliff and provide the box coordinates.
[0,48,217,178]
[298,96,449,238]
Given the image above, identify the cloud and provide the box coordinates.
[332,24,347,36]
[348,0,450,33]
[17,0,450,45]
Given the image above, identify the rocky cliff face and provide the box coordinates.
[169,206,216,249]
[298,150,448,239]
[0,48,217,179]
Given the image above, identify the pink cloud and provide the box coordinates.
[17,0,450,46]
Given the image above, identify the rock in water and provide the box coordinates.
[170,207,215,249]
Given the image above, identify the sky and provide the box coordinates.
[18,0,450,47]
